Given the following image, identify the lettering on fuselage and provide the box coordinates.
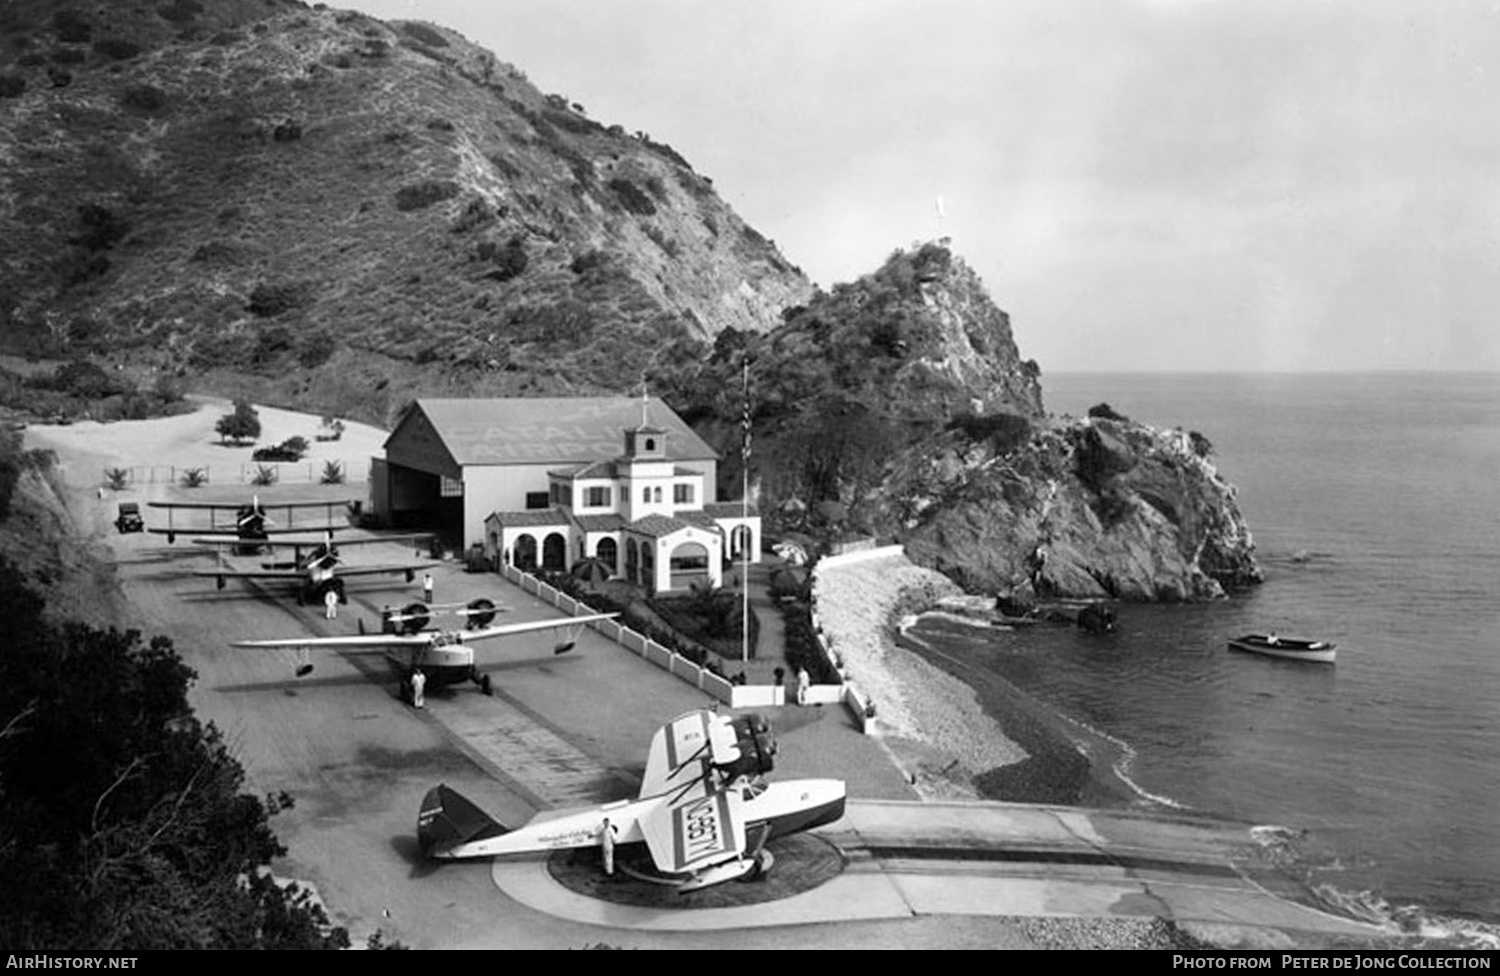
[674,791,732,868]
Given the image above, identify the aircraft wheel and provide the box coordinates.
[748,849,774,880]
[480,674,493,696]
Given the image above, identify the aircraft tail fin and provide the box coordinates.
[417,784,510,857]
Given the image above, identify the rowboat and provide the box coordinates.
[1227,634,1336,664]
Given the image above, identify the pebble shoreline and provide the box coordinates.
[811,551,1029,799]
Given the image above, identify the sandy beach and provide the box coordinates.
[812,551,1030,800]
[812,550,1130,807]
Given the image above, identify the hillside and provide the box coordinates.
[0,0,811,424]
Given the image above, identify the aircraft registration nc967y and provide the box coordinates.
[417,709,848,892]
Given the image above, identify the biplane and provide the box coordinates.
[233,605,618,699]
[418,709,847,891]
[148,495,356,547]
[192,531,435,605]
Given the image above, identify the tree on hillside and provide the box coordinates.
[0,557,348,949]
[215,400,260,445]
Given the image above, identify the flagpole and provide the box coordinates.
[741,361,750,665]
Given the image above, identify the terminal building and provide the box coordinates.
[370,397,759,592]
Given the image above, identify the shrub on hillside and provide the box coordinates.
[297,332,337,369]
[70,204,129,252]
[53,10,92,43]
[394,180,458,211]
[320,461,345,485]
[0,558,350,949]
[607,178,656,216]
[477,236,527,282]
[157,0,204,24]
[246,280,310,318]
[119,84,166,111]
[948,411,1033,454]
[91,38,141,60]
[400,22,448,47]
[250,464,278,486]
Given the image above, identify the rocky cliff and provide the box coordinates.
[671,242,1260,601]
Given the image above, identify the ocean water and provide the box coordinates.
[906,372,1500,928]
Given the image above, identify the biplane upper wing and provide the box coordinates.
[638,777,746,876]
[190,533,430,550]
[147,499,357,512]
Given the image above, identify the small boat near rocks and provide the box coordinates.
[1228,633,1336,664]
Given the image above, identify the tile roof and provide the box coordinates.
[626,514,692,538]
[488,508,572,528]
[574,513,627,532]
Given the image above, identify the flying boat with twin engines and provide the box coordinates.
[418,708,847,891]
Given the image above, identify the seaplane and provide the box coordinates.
[233,605,618,699]
[148,495,357,548]
[192,531,436,605]
[418,709,847,891]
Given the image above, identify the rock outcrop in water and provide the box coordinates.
[890,415,1262,601]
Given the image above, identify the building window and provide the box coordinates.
[440,476,463,498]
[642,486,650,504]
[526,491,549,510]
[586,486,611,507]
[653,486,663,503]
[645,438,656,452]
[673,483,693,505]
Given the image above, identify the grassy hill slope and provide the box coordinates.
[0,1,811,424]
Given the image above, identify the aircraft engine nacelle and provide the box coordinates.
[717,713,776,780]
[396,602,430,635]
[465,597,497,629]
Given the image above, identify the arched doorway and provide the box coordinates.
[596,537,618,574]
[625,539,639,584]
[542,532,567,571]
[513,534,537,571]
[640,543,655,592]
[730,524,753,559]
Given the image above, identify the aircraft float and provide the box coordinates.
[418,709,847,891]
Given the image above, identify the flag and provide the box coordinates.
[740,363,752,463]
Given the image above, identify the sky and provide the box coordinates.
[346,0,1500,373]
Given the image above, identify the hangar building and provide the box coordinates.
[371,397,759,592]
